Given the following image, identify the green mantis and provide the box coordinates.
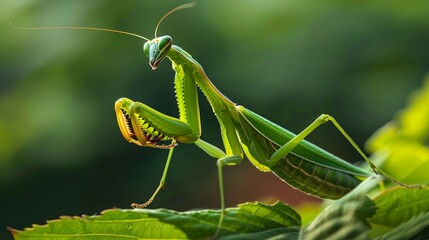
[14,2,424,238]
[112,4,424,237]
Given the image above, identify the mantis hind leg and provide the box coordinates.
[270,114,423,189]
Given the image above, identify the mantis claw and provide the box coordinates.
[130,201,152,209]
[115,98,178,149]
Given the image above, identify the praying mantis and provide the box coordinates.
[112,3,421,235]
[13,2,423,237]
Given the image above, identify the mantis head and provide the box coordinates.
[141,2,195,70]
[143,36,173,70]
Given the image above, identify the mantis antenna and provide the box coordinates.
[154,1,196,38]
[10,2,196,41]
[9,23,149,41]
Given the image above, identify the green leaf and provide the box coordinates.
[294,202,322,225]
[366,76,429,184]
[369,187,429,227]
[396,75,429,140]
[302,178,378,240]
[221,227,300,240]
[375,211,429,240]
[366,127,429,184]
[10,201,301,239]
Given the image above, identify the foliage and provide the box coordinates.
[10,181,429,239]
[366,75,429,185]
[9,76,429,240]
[11,202,301,239]
[3,1,429,239]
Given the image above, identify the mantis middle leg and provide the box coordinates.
[195,113,244,238]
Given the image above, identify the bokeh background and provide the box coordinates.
[1,0,429,238]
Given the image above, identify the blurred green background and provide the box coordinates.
[1,0,429,238]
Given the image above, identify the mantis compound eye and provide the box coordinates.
[158,35,172,49]
[143,41,150,57]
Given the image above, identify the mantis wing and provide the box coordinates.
[237,106,373,177]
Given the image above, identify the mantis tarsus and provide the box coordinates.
[14,2,424,237]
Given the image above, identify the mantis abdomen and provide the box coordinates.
[270,154,361,199]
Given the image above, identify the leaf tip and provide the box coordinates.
[7,226,21,237]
